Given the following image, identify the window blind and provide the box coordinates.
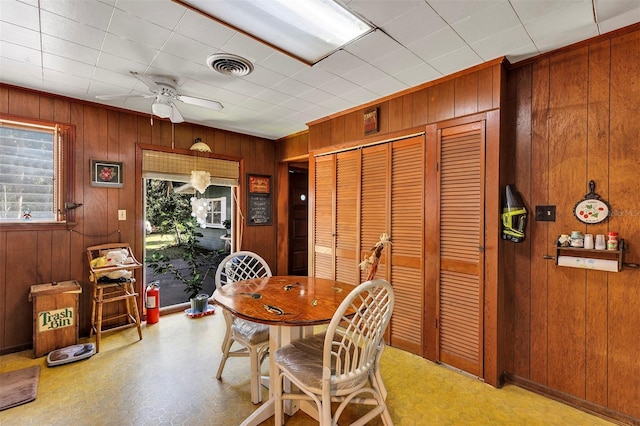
[142,150,239,186]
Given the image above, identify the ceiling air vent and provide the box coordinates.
[206,53,254,77]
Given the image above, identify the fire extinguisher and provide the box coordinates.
[145,281,160,324]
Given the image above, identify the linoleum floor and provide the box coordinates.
[0,309,614,425]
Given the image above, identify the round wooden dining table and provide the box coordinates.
[213,276,356,426]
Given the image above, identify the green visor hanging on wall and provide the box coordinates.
[501,184,527,243]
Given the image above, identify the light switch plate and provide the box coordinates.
[535,205,555,221]
[118,209,126,221]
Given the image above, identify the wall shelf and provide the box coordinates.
[555,239,624,272]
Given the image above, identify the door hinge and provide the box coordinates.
[435,318,438,329]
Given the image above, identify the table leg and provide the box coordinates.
[240,325,304,426]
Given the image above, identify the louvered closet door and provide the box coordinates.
[335,150,360,284]
[437,121,485,377]
[389,136,425,355]
[313,155,335,279]
[360,144,389,284]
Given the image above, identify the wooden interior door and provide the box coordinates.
[437,121,485,377]
[288,166,308,276]
[335,150,360,284]
[312,155,335,279]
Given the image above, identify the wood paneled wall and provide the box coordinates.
[306,59,503,152]
[505,28,640,422]
[0,85,277,354]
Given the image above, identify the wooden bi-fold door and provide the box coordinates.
[437,121,486,377]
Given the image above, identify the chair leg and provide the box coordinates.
[216,335,234,380]
[95,289,104,353]
[274,371,284,426]
[127,282,142,341]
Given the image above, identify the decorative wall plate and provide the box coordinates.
[574,180,610,224]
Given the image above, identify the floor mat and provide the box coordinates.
[0,365,40,411]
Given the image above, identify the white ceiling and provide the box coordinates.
[1,0,639,140]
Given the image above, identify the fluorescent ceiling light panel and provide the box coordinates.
[180,0,373,64]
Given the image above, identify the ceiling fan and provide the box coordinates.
[95,71,223,123]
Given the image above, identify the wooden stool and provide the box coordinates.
[87,243,143,353]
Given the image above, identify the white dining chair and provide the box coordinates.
[214,251,272,404]
[274,278,395,425]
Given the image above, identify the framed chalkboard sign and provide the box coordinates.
[247,174,272,226]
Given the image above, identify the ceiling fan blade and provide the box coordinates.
[176,95,223,111]
[130,71,160,91]
[169,102,184,123]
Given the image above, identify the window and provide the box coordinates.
[0,116,72,224]
[206,197,226,227]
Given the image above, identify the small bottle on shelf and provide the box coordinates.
[607,232,619,250]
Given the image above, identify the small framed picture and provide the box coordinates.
[91,160,123,188]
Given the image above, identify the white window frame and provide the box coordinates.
[206,197,226,227]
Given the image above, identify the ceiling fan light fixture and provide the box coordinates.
[152,100,172,118]
[206,53,254,76]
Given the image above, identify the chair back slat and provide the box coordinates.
[215,251,272,288]
[324,279,394,387]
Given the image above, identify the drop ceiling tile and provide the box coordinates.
[316,50,368,76]
[510,0,578,24]
[407,27,467,62]
[41,34,100,65]
[114,0,185,29]
[271,78,314,98]
[343,63,389,86]
[504,43,540,63]
[175,10,236,50]
[596,3,640,33]
[242,65,287,88]
[96,50,146,74]
[345,0,424,27]
[340,86,378,104]
[101,34,159,65]
[365,76,408,97]
[148,51,205,77]
[258,51,308,77]
[239,97,277,113]
[40,10,106,50]
[0,56,43,82]
[42,68,90,91]
[382,3,448,44]
[0,22,41,50]
[254,89,292,105]
[319,95,354,112]
[344,30,403,63]
[221,32,275,65]
[371,48,425,76]
[162,32,213,63]
[532,24,600,52]
[428,45,483,76]
[427,0,502,24]
[0,40,41,65]
[299,88,334,104]
[281,96,315,112]
[470,25,534,61]
[524,2,595,42]
[107,8,172,50]
[40,0,113,30]
[452,1,521,42]
[43,53,95,78]
[393,61,442,86]
[0,0,40,30]
[291,66,335,87]
[318,76,361,97]
[92,67,141,91]
[263,103,298,118]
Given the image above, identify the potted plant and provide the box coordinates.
[223,219,231,235]
[146,220,217,315]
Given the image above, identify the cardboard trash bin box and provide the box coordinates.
[29,280,82,358]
